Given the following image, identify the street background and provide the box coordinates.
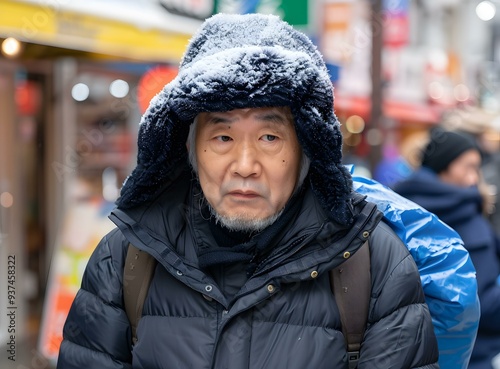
[1,0,500,368]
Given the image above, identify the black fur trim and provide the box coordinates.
[116,13,354,226]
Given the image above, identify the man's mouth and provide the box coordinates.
[228,190,260,199]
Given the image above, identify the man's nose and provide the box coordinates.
[231,142,260,177]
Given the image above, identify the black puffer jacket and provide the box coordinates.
[58,13,438,369]
[58,166,438,369]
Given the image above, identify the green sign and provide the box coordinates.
[214,0,308,27]
[280,0,308,26]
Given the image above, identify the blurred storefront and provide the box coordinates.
[320,0,500,180]
[0,0,204,365]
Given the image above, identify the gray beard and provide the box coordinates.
[207,203,284,233]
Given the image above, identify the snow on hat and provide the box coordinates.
[421,128,479,174]
[116,13,355,226]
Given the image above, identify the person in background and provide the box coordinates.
[441,106,500,235]
[394,127,500,369]
[56,13,439,369]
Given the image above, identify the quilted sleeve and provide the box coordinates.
[56,228,132,369]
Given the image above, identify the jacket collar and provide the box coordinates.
[110,164,381,280]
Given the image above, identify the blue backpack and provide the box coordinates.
[353,175,480,369]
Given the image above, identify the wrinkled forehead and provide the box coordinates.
[197,106,294,123]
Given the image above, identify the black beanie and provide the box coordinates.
[421,128,479,174]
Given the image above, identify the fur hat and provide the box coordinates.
[421,128,479,174]
[116,13,354,226]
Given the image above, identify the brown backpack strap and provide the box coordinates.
[123,243,157,345]
[330,240,371,369]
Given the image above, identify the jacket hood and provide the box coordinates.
[116,13,354,226]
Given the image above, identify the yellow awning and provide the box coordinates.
[0,0,201,62]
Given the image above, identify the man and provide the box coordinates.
[394,127,500,369]
[57,13,439,369]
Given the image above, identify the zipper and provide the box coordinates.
[253,233,312,275]
[209,293,272,369]
[112,210,229,306]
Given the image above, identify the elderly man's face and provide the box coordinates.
[194,107,302,231]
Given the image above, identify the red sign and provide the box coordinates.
[383,13,409,48]
[15,80,42,116]
[137,65,178,114]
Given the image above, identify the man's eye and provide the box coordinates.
[262,135,277,142]
[216,136,231,142]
